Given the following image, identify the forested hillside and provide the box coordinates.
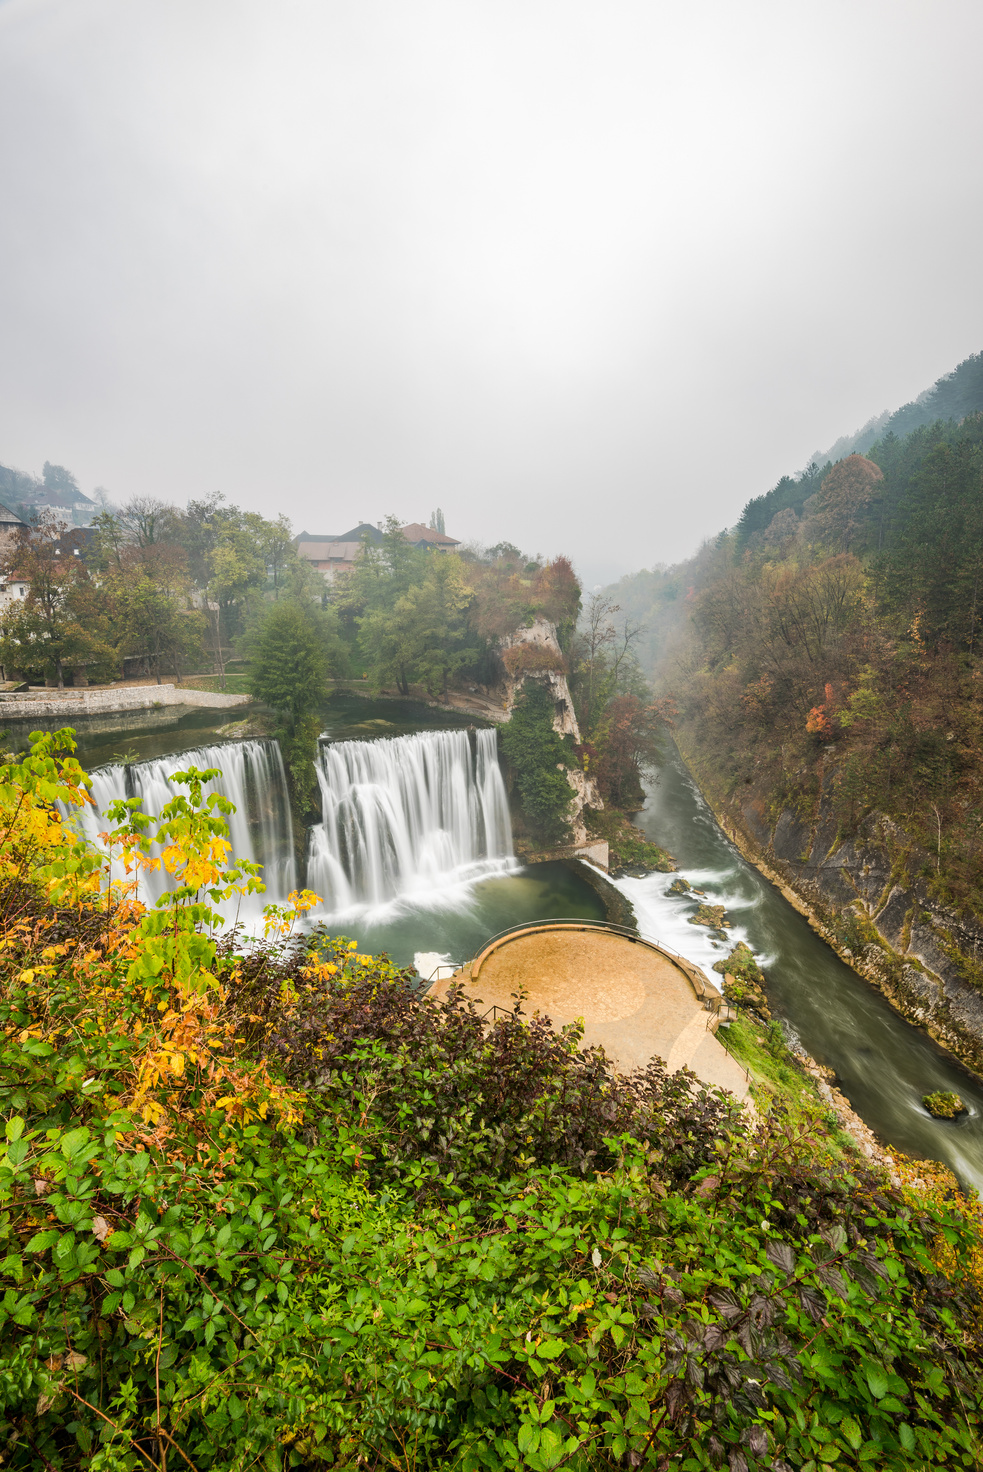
[616,352,983,903]
[609,351,983,1066]
[815,351,983,466]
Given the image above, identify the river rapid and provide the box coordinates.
[617,742,983,1192]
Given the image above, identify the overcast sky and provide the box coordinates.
[1,0,981,585]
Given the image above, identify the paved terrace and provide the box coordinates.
[428,923,749,1100]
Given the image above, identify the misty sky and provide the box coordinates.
[1,0,981,586]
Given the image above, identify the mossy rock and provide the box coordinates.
[720,973,772,1020]
[713,941,771,1019]
[667,877,690,896]
[922,1090,967,1119]
[689,903,727,929]
[215,717,269,739]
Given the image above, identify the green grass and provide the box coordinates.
[718,1015,854,1153]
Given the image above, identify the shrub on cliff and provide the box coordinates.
[500,679,576,845]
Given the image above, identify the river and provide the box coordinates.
[42,697,983,1186]
[617,742,983,1191]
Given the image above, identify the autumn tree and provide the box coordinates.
[593,694,675,809]
[532,555,581,646]
[249,513,296,599]
[0,520,115,685]
[105,576,206,684]
[572,592,646,736]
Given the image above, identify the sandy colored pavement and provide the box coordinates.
[429,924,749,1100]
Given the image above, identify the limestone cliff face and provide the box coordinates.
[501,618,601,846]
[684,742,983,1075]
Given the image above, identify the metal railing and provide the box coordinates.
[466,915,699,968]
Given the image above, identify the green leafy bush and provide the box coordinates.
[3,732,983,1470]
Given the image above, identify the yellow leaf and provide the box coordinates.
[169,1052,185,1077]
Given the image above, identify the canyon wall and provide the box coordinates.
[502,617,602,849]
[680,740,983,1077]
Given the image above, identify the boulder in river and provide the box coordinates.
[689,902,727,929]
[713,940,771,1020]
[922,1090,967,1119]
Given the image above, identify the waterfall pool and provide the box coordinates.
[59,698,606,974]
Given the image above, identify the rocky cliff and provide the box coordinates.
[680,740,983,1077]
[502,617,601,847]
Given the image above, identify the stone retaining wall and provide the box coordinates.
[0,684,250,718]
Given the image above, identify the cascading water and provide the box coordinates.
[306,727,515,915]
[71,740,297,919]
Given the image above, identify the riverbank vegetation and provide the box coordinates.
[610,351,983,922]
[4,731,983,1468]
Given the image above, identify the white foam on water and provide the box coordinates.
[610,867,770,991]
[414,951,457,981]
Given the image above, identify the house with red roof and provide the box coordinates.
[296,521,460,583]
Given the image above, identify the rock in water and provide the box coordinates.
[713,941,771,1020]
[922,1090,966,1118]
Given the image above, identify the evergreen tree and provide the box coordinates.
[248,600,340,813]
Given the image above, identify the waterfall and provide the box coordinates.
[306,727,514,914]
[71,740,297,918]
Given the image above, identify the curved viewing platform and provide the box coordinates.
[428,920,751,1100]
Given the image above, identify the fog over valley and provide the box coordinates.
[1,0,982,584]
